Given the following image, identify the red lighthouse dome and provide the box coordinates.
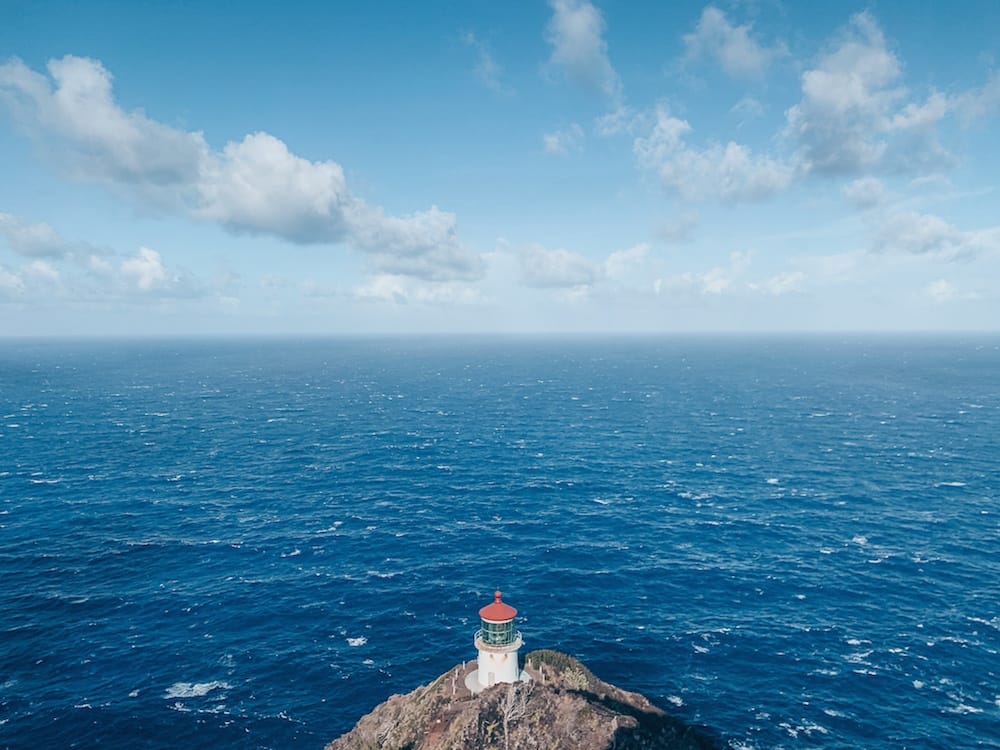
[479,590,517,622]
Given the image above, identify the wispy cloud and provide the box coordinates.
[543,123,584,155]
[0,212,76,258]
[842,177,888,210]
[682,6,786,79]
[0,265,27,297]
[750,270,807,296]
[953,71,1000,123]
[922,278,982,303]
[353,274,485,305]
[874,211,1000,261]
[519,243,602,288]
[461,31,509,94]
[655,251,751,297]
[545,0,621,101]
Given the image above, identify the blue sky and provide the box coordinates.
[1,0,999,335]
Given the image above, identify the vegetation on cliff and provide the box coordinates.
[326,650,719,750]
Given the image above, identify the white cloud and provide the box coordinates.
[923,279,981,304]
[86,254,114,276]
[0,236,214,304]
[0,55,482,282]
[634,107,793,202]
[683,6,785,79]
[925,279,958,303]
[0,265,25,296]
[112,246,198,298]
[197,132,351,242]
[953,71,1000,122]
[842,176,887,209]
[520,243,602,288]
[730,96,765,121]
[604,242,650,281]
[24,259,59,282]
[874,211,1000,260]
[545,0,621,100]
[0,212,73,257]
[630,12,986,204]
[750,270,806,296]
[784,13,952,175]
[114,246,207,298]
[353,274,484,305]
[120,247,169,290]
[594,105,648,136]
[199,135,482,280]
[543,123,584,155]
[654,251,750,297]
[461,32,508,94]
[345,204,484,281]
[0,56,205,190]
[888,92,949,131]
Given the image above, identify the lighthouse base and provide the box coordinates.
[464,668,531,695]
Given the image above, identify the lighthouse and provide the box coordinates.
[466,590,525,693]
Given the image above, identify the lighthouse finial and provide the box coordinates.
[494,590,502,602]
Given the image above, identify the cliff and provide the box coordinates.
[325,650,719,750]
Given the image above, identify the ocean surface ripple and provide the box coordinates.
[1,336,998,748]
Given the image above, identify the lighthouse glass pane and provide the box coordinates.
[480,619,514,646]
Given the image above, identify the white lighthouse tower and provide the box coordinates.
[466,590,525,693]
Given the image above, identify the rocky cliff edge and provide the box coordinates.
[325,650,719,750]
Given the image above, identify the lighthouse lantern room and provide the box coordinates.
[467,590,526,693]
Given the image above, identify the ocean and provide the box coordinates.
[1,336,998,749]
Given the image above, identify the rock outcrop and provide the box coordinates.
[326,650,719,750]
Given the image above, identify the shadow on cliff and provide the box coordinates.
[570,689,723,750]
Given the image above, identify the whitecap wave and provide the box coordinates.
[845,650,873,663]
[945,702,982,715]
[969,616,1000,631]
[164,681,230,699]
[347,636,367,647]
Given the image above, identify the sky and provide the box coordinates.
[1,0,999,336]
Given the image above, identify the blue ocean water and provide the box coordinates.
[1,336,998,749]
